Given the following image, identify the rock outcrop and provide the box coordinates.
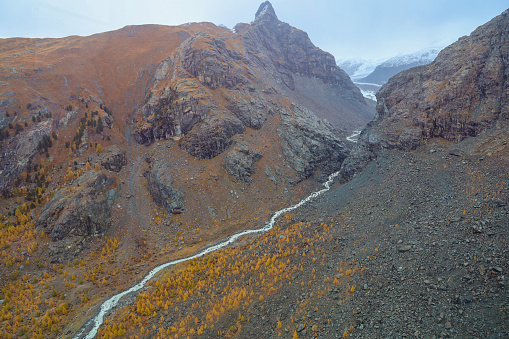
[179,113,246,159]
[278,104,348,181]
[134,1,373,172]
[35,171,119,241]
[228,100,268,130]
[223,143,262,183]
[146,158,184,214]
[88,145,127,172]
[134,88,208,145]
[340,9,509,181]
[0,120,53,190]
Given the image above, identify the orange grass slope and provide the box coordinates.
[0,23,224,125]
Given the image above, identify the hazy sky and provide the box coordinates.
[0,0,507,61]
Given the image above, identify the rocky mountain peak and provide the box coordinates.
[134,2,373,158]
[254,1,278,22]
[339,8,509,182]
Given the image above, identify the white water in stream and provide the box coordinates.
[76,171,340,338]
[346,129,361,143]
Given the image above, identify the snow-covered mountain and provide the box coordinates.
[336,58,384,80]
[380,47,442,68]
[357,47,443,85]
[337,47,444,101]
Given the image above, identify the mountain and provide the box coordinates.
[356,47,442,85]
[133,1,374,154]
[0,1,376,191]
[340,10,509,181]
[338,48,442,102]
[0,2,377,337]
[336,58,382,80]
[0,2,508,339]
[83,8,509,337]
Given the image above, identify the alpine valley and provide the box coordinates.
[0,2,507,338]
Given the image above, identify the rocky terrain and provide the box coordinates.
[0,2,507,339]
[75,140,508,339]
[0,0,372,254]
[301,145,509,338]
[340,9,509,182]
[133,0,373,164]
[35,171,120,262]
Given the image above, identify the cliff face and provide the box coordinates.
[340,9,509,181]
[133,1,372,181]
[238,2,374,131]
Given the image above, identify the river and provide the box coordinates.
[346,129,361,142]
[74,170,341,338]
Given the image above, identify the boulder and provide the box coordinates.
[179,113,245,159]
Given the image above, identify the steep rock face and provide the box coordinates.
[88,145,127,172]
[179,113,246,159]
[146,158,184,214]
[0,120,52,190]
[35,171,119,241]
[340,9,509,181]
[279,104,348,181]
[134,31,257,153]
[134,80,210,146]
[223,143,262,183]
[236,2,374,130]
[180,34,249,90]
[134,1,373,176]
[242,2,355,89]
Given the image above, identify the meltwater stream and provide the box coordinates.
[75,171,340,338]
[346,129,361,143]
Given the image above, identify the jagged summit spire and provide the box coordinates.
[255,1,278,22]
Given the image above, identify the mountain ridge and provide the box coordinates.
[340,8,509,181]
[0,3,507,339]
[338,47,442,84]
